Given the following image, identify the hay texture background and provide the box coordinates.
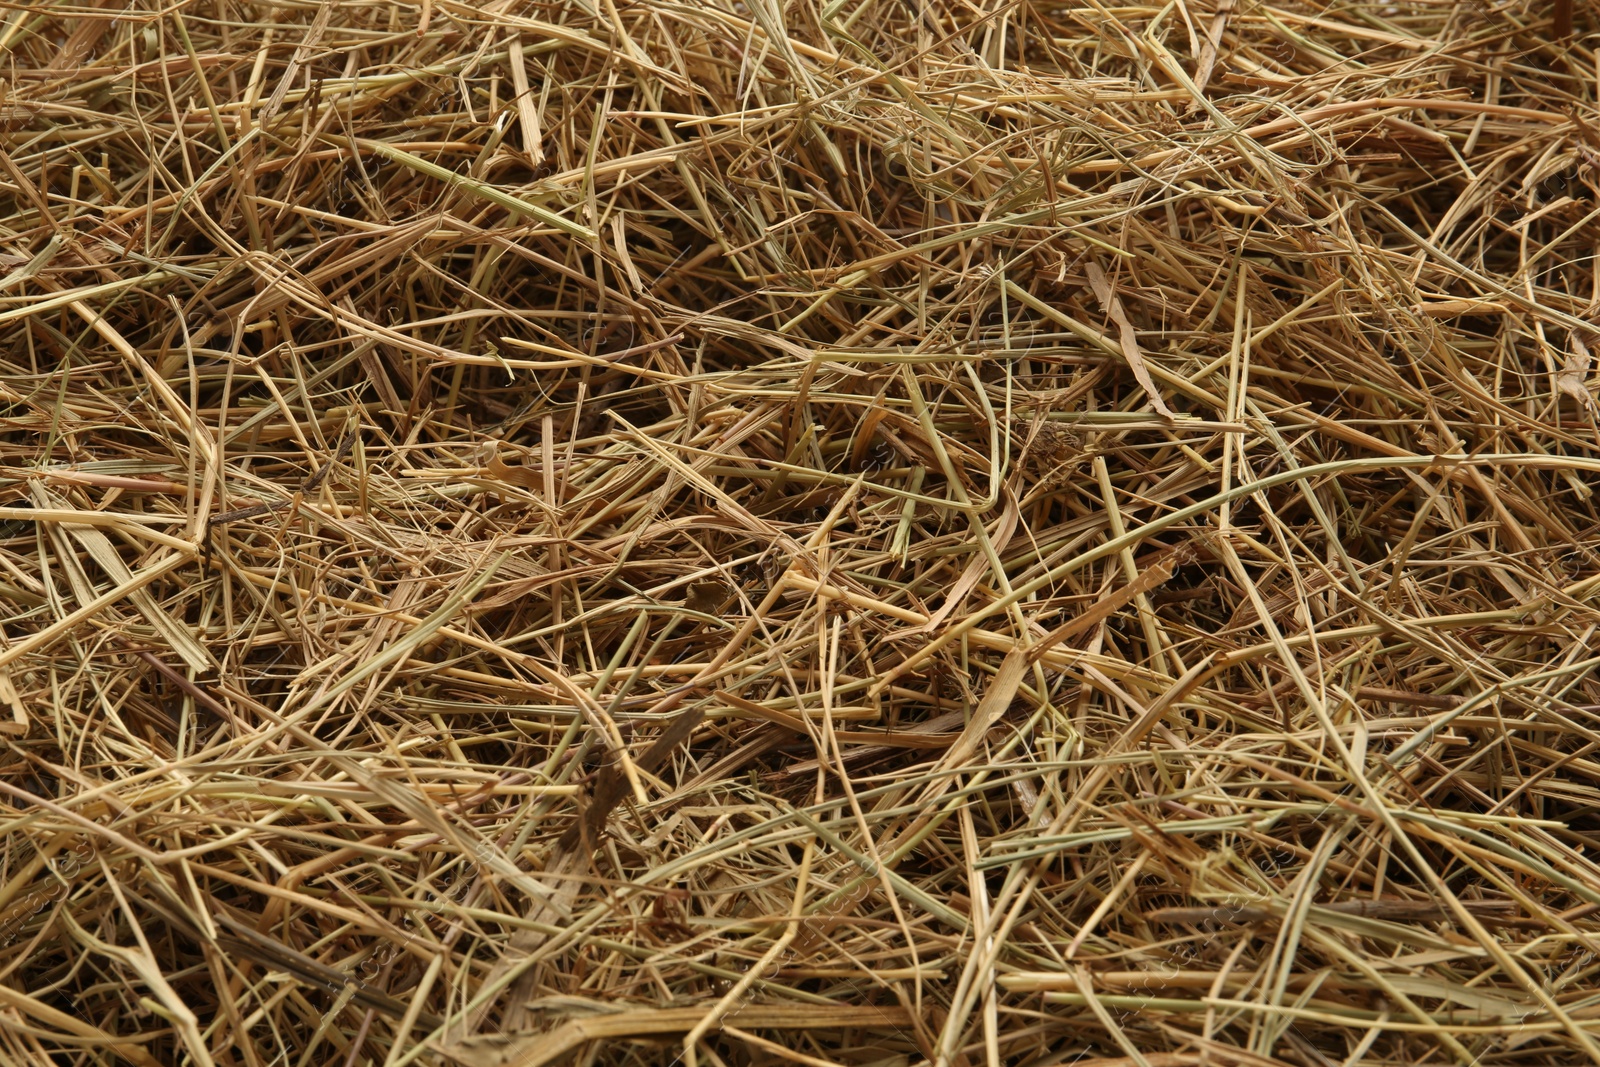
[2,0,1600,1065]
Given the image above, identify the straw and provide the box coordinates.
[2,0,1599,1064]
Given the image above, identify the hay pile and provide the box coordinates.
[4,0,1600,1063]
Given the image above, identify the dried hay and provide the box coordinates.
[1,0,1599,1065]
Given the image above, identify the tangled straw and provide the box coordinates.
[3,0,1600,1064]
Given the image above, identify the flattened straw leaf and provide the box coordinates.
[1085,261,1176,420]
[1559,332,1598,414]
[344,137,598,240]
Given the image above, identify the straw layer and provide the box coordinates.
[2,1,1600,1064]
